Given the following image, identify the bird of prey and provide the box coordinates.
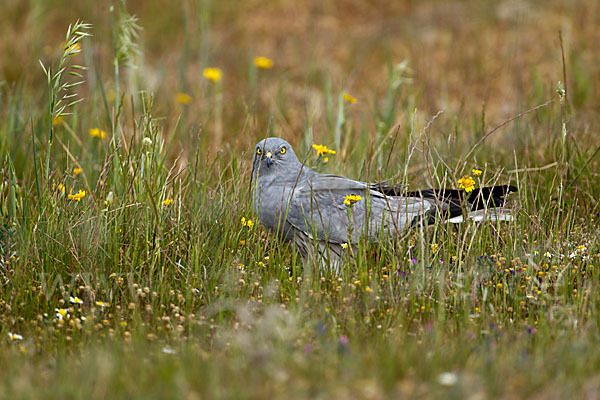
[251,137,516,269]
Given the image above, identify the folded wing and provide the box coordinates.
[285,175,434,245]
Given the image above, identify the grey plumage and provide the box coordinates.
[251,137,516,269]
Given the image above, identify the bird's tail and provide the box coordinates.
[409,185,518,224]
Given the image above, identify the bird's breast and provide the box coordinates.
[253,178,296,239]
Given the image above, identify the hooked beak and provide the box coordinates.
[265,151,273,168]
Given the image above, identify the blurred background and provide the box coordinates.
[1,0,599,173]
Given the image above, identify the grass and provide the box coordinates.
[1,0,600,398]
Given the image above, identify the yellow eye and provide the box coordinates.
[256,148,262,155]
[280,147,286,154]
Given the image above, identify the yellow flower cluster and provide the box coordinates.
[343,194,363,207]
[254,56,274,69]
[52,116,64,126]
[175,92,192,105]
[343,92,357,104]
[89,128,107,139]
[241,217,254,227]
[458,175,476,193]
[73,167,83,175]
[472,168,483,176]
[203,67,222,83]
[66,42,82,54]
[312,144,337,157]
[68,190,86,201]
[163,198,174,206]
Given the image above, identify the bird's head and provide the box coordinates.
[252,137,300,180]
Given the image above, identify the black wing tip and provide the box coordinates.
[375,183,518,199]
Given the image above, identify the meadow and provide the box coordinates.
[1,0,600,398]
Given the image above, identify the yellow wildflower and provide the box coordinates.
[89,128,107,139]
[253,56,274,69]
[239,240,246,246]
[57,183,66,193]
[68,190,86,202]
[73,167,83,175]
[365,286,372,293]
[96,301,106,308]
[323,157,329,163]
[431,243,439,254]
[66,42,82,54]
[312,144,337,157]
[163,198,174,206]
[241,217,254,227]
[175,92,192,105]
[106,89,116,102]
[343,194,363,207]
[203,67,222,83]
[343,92,357,104]
[472,168,483,176]
[341,243,349,249]
[458,175,476,193]
[53,116,64,126]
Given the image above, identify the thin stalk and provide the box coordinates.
[31,118,41,203]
